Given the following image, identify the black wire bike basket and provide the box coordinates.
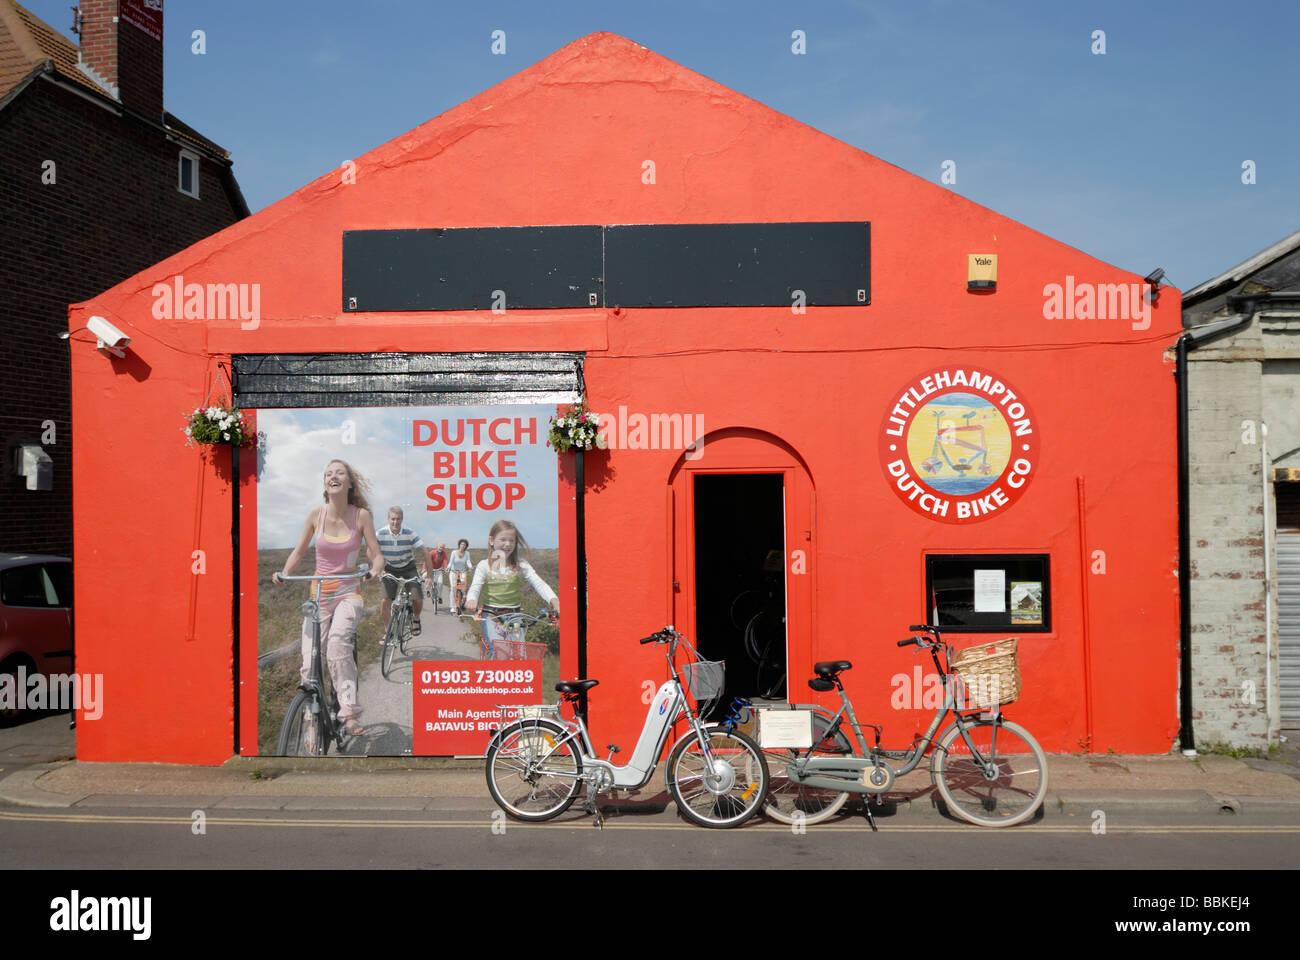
[684,658,726,715]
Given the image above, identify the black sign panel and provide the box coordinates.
[341,222,869,311]
[605,222,869,307]
[342,227,603,312]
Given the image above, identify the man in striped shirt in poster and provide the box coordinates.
[377,506,435,636]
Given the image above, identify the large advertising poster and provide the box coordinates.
[255,405,560,757]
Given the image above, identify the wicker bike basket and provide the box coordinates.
[950,638,1021,708]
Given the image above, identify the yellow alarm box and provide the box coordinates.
[968,254,997,290]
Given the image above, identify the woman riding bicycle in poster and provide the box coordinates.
[272,459,384,737]
[446,538,473,613]
[464,519,558,658]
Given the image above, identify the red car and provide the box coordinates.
[0,553,73,724]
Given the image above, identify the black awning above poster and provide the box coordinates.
[232,352,584,408]
[342,222,870,311]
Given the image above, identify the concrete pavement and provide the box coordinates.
[3,712,1298,817]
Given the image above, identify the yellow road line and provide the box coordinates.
[1,810,1298,834]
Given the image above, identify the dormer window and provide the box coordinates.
[178,149,200,198]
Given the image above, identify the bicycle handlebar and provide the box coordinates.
[276,564,370,583]
[381,572,424,583]
[471,606,558,623]
[639,626,680,645]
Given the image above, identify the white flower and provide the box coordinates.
[222,432,230,440]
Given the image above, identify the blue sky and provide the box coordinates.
[28,0,1300,290]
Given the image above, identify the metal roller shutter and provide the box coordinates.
[232,352,584,409]
[1279,484,1300,729]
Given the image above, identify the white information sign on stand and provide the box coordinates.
[759,710,813,749]
[973,569,1006,613]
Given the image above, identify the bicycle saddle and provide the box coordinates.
[555,679,599,694]
[814,660,853,677]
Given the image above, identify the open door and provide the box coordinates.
[668,428,815,704]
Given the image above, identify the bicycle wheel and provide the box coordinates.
[277,691,327,757]
[931,718,1048,827]
[381,614,399,679]
[485,720,583,821]
[748,611,787,699]
[762,716,854,826]
[666,726,769,828]
[398,605,411,656]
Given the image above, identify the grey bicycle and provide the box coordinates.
[758,624,1048,828]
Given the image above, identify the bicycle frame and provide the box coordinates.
[775,636,1004,793]
[383,574,422,618]
[502,640,714,791]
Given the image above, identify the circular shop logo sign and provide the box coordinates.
[878,367,1038,523]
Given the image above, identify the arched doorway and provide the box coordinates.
[667,428,815,704]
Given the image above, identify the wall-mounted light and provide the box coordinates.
[968,254,997,291]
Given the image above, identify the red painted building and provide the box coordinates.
[68,33,1182,763]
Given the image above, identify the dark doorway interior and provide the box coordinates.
[693,473,786,704]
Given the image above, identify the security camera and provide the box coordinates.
[87,315,130,356]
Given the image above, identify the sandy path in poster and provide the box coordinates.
[345,592,480,755]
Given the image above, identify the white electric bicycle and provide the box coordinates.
[484,626,770,828]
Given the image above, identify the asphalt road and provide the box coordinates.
[1,802,1296,870]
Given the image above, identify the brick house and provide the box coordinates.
[1183,229,1300,745]
[0,0,247,556]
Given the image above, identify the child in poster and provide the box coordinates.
[465,519,559,658]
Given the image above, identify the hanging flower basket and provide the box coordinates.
[547,401,605,453]
[184,400,259,448]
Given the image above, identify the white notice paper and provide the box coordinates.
[759,710,813,749]
[973,569,1006,613]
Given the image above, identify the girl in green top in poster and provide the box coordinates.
[464,519,559,658]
